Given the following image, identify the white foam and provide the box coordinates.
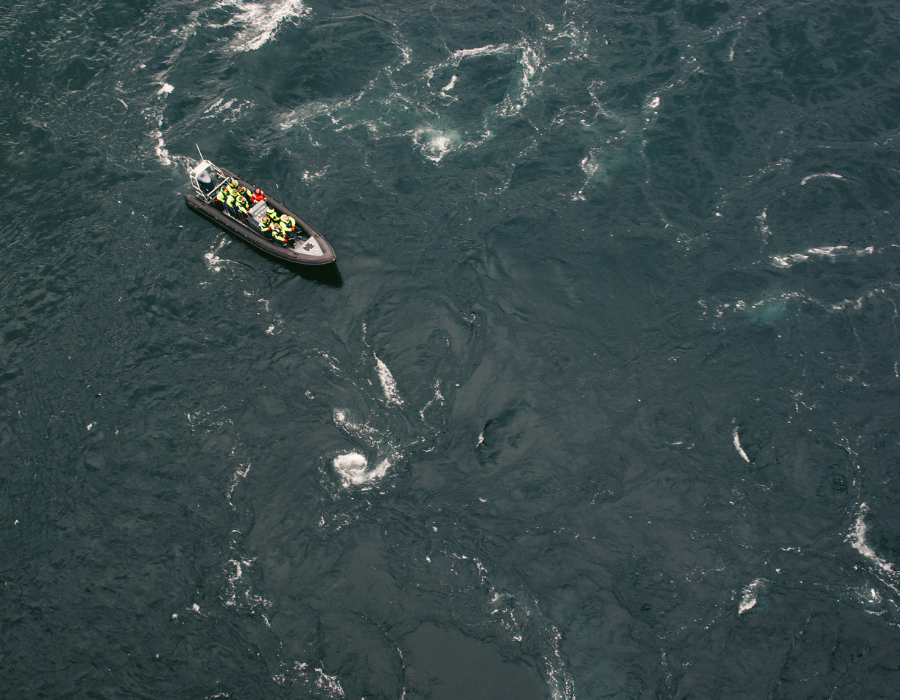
[431,43,513,79]
[149,79,177,167]
[226,462,251,508]
[330,408,401,488]
[801,172,846,185]
[470,557,575,700]
[221,555,272,624]
[282,663,345,698]
[204,239,230,272]
[424,39,543,118]
[771,253,808,268]
[572,148,606,200]
[225,0,310,52]
[498,43,542,117]
[332,452,391,488]
[374,353,403,405]
[314,668,345,698]
[279,96,352,131]
[770,245,874,268]
[419,378,445,423]
[224,558,245,605]
[756,208,771,244]
[441,75,458,95]
[333,410,379,441]
[302,167,328,181]
[732,426,750,462]
[413,127,459,163]
[738,578,764,614]
[847,503,896,576]
[545,626,575,700]
[154,126,171,166]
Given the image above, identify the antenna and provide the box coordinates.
[196,143,204,161]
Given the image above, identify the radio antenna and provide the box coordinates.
[196,143,204,161]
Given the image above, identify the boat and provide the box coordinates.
[183,159,336,265]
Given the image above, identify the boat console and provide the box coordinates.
[189,161,226,199]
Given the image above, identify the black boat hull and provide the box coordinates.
[183,171,335,266]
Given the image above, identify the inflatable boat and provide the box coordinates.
[183,160,336,265]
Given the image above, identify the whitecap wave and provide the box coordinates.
[738,578,765,615]
[331,409,400,489]
[801,172,846,185]
[332,451,391,488]
[440,74,458,96]
[847,503,897,581]
[224,0,310,52]
[732,426,750,463]
[413,127,460,163]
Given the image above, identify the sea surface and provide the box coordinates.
[3,0,900,697]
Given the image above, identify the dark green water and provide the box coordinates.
[3,0,900,697]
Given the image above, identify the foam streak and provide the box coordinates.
[374,353,403,405]
[732,426,750,463]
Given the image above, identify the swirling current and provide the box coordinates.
[2,0,900,698]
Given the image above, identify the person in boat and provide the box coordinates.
[271,227,289,246]
[279,214,296,238]
[259,210,279,238]
[235,192,250,217]
[258,208,290,246]
[277,215,296,246]
[265,215,289,246]
[225,190,243,217]
[230,179,254,203]
[250,188,266,204]
[218,179,237,206]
